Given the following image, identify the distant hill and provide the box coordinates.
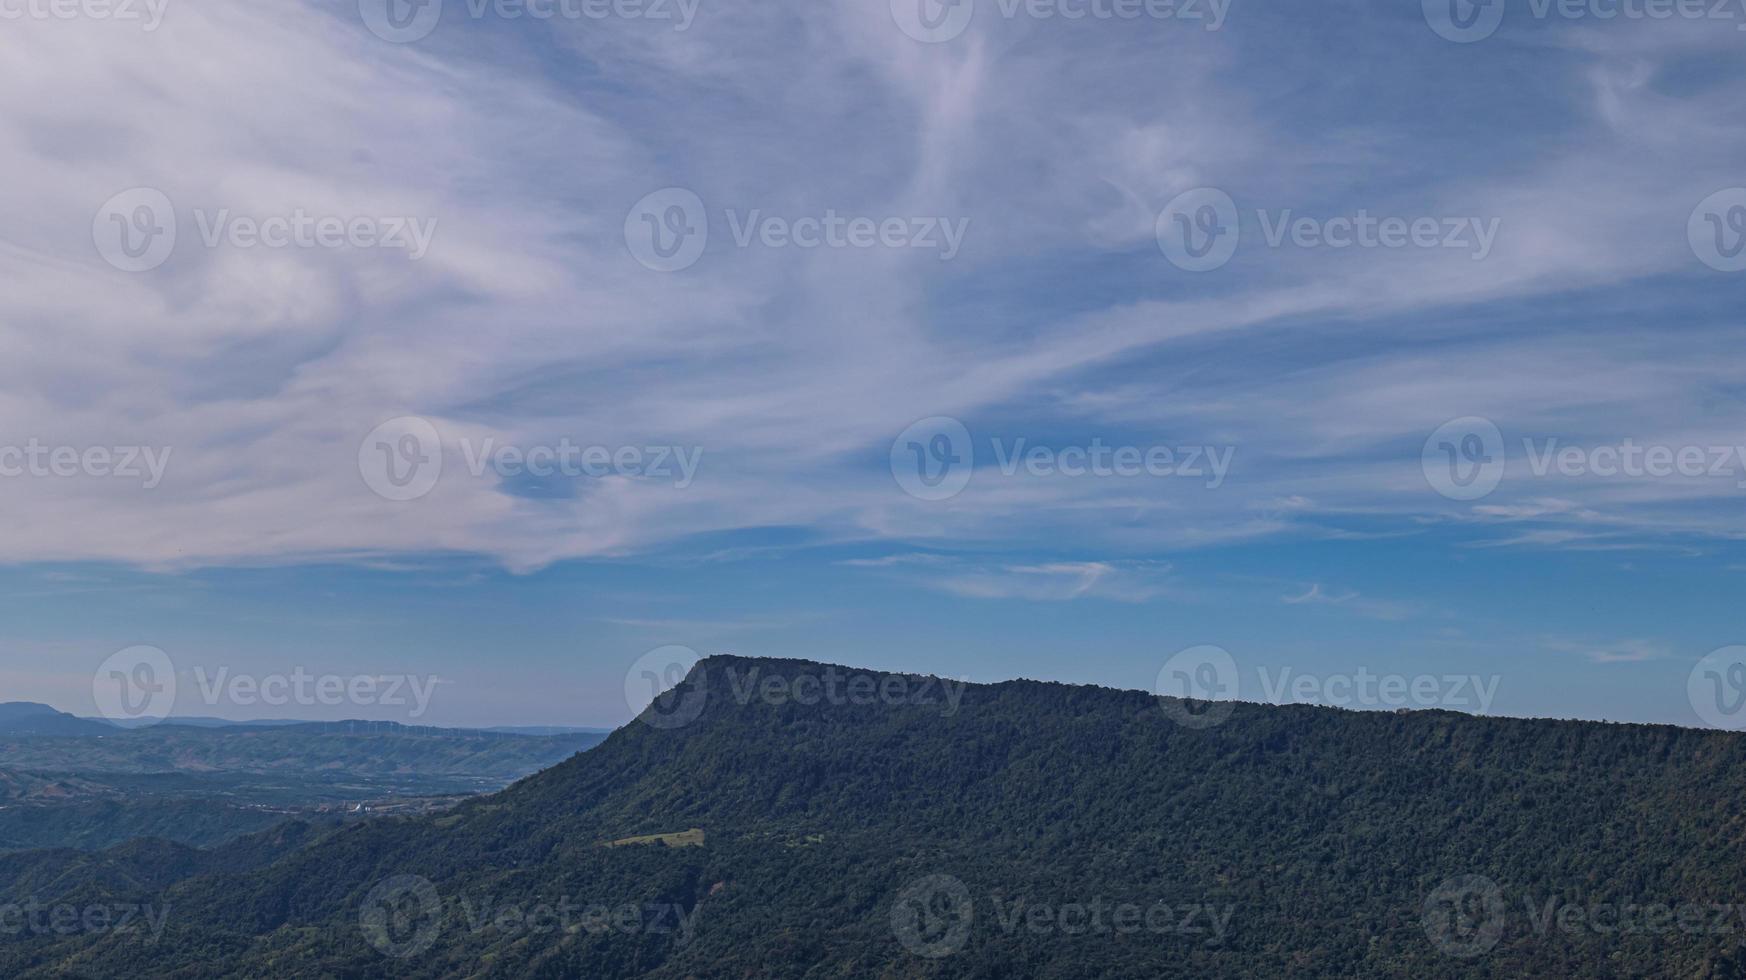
[97,716,305,729]
[0,724,607,858]
[0,702,115,737]
[95,717,613,735]
[0,722,603,781]
[480,725,613,736]
[5,656,1746,978]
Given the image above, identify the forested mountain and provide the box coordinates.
[3,656,1745,978]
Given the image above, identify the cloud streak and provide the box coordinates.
[0,4,1740,573]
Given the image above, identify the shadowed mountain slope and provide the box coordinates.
[4,656,1745,978]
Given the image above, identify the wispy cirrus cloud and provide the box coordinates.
[1543,637,1674,665]
[0,4,1739,575]
[1281,583,1422,622]
[843,554,1175,602]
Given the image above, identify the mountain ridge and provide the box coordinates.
[0,702,115,738]
[3,655,1745,977]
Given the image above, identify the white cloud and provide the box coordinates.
[0,4,1740,572]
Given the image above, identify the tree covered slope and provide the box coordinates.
[4,656,1745,978]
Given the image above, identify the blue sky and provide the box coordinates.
[0,0,1743,727]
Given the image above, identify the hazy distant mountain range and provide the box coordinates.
[0,703,605,856]
[0,700,609,736]
[2,657,1743,978]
